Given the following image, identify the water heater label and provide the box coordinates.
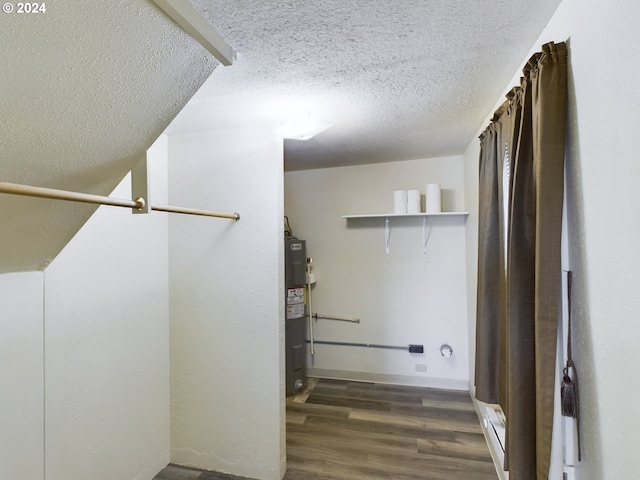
[287,287,305,299]
[286,304,305,318]
[286,287,305,319]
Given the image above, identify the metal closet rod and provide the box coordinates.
[151,204,239,220]
[0,181,240,221]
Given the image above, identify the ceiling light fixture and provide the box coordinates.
[152,0,237,66]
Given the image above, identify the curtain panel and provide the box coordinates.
[475,42,568,480]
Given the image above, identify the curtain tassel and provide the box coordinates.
[561,270,581,461]
[561,362,579,418]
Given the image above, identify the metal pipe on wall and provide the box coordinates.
[306,340,408,350]
[306,257,315,355]
[313,313,360,323]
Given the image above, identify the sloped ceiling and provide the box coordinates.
[0,1,221,273]
[166,0,563,170]
[0,0,563,273]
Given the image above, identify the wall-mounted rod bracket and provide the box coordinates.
[131,153,150,214]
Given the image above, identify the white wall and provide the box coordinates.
[285,157,469,389]
[168,128,285,480]
[0,138,171,480]
[0,272,44,480]
[463,1,640,478]
[463,142,480,388]
[44,137,170,479]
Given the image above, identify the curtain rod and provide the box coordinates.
[0,181,240,221]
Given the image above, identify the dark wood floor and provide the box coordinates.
[284,378,497,479]
[154,378,498,480]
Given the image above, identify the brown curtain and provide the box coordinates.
[475,42,567,480]
[475,119,504,405]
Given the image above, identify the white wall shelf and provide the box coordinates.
[342,211,469,253]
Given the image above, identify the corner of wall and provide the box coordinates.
[462,140,481,394]
[168,127,285,480]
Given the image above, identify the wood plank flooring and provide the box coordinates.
[154,378,498,480]
[284,378,497,480]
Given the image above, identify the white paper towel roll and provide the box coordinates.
[393,190,408,214]
[425,183,441,213]
[407,189,421,202]
[407,200,421,214]
[407,189,421,213]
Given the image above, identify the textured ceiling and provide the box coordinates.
[166,0,563,170]
[0,0,563,273]
[0,1,220,273]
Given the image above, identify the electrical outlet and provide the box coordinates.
[415,364,427,373]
